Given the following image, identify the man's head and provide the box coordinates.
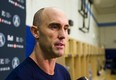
[31,7,69,59]
[33,8,44,27]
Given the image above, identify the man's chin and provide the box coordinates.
[57,52,64,57]
[54,49,64,57]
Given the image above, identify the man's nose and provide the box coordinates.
[58,29,66,40]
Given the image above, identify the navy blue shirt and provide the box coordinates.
[5,57,71,80]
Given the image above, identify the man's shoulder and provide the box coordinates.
[5,57,35,80]
[15,57,34,72]
[55,63,71,80]
[56,63,68,73]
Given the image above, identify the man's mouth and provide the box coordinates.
[55,43,65,49]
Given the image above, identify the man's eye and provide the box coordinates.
[49,24,60,30]
[51,24,58,28]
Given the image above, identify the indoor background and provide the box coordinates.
[0,0,116,80]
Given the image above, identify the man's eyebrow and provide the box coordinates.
[49,22,69,27]
[49,22,62,24]
[48,23,61,27]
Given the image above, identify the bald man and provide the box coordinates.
[5,7,71,80]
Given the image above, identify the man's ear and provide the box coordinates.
[30,26,39,39]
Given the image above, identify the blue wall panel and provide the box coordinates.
[105,49,116,59]
[26,26,35,57]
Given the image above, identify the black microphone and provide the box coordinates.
[77,76,88,80]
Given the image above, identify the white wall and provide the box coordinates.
[93,4,116,49]
[26,0,100,46]
[99,26,116,48]
[97,14,116,23]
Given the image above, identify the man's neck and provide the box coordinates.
[30,48,57,75]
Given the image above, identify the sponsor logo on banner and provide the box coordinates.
[8,0,25,9]
[0,57,20,71]
[0,58,10,71]
[0,18,11,25]
[0,10,11,25]
[16,37,23,43]
[7,35,14,41]
[12,57,20,69]
[13,15,20,27]
[0,67,10,71]
[0,33,6,47]
[7,34,24,48]
[0,58,10,65]
[7,43,24,48]
[7,35,24,43]
[1,10,11,18]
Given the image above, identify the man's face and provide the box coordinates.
[38,9,69,59]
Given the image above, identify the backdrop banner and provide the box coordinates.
[0,0,26,79]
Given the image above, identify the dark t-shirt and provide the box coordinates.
[5,57,71,80]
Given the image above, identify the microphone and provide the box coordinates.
[77,76,88,80]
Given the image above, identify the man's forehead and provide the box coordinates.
[41,7,68,25]
[43,7,67,17]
